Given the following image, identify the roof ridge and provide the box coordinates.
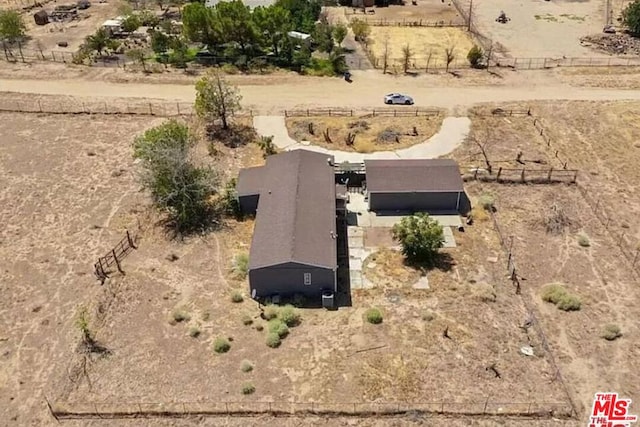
[289,152,303,262]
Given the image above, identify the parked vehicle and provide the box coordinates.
[384,93,414,105]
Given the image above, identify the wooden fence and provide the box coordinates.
[94,231,138,284]
[50,399,574,420]
[463,167,578,184]
[352,18,466,28]
[283,108,441,117]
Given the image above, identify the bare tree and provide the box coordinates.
[382,36,391,74]
[424,48,433,72]
[401,43,413,74]
[444,45,456,73]
[469,126,495,174]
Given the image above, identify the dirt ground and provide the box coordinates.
[462,0,607,58]
[448,101,640,416]
[345,1,463,24]
[368,27,475,69]
[286,113,444,153]
[20,0,126,52]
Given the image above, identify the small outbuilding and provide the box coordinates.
[364,159,470,213]
[34,10,49,25]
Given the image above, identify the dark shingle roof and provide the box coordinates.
[365,159,464,193]
[237,166,265,197]
[248,150,337,270]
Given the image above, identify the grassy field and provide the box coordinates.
[367,27,476,70]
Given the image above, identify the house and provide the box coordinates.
[237,150,338,300]
[364,159,470,213]
[287,31,312,45]
[101,17,124,35]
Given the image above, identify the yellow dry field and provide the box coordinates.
[286,113,444,153]
[368,27,475,69]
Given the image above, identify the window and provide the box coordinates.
[303,273,312,285]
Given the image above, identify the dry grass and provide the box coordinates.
[286,114,443,152]
[368,27,475,69]
[362,248,422,287]
[349,3,462,23]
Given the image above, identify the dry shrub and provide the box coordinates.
[601,324,622,341]
[478,193,495,211]
[359,354,425,400]
[577,233,591,247]
[470,205,489,222]
[348,120,371,133]
[541,283,581,311]
[354,139,375,153]
[544,203,571,235]
[472,283,496,302]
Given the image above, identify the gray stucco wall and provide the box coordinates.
[369,192,462,213]
[249,262,336,298]
[239,194,259,215]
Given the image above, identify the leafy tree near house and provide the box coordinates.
[275,0,321,33]
[0,10,26,43]
[332,23,347,47]
[85,28,118,56]
[151,30,170,53]
[195,69,242,130]
[623,0,640,34]
[216,0,259,56]
[182,2,223,49]
[392,213,445,264]
[121,14,141,33]
[133,120,219,233]
[253,5,292,57]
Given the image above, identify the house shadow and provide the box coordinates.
[335,209,353,308]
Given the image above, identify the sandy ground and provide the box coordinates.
[463,0,607,58]
[344,1,463,24]
[368,27,476,70]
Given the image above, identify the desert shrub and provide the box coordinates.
[392,213,444,264]
[242,314,253,326]
[268,319,289,338]
[213,337,231,353]
[231,290,244,303]
[354,140,375,153]
[171,308,191,324]
[467,45,484,68]
[623,0,640,34]
[189,325,201,338]
[241,383,256,395]
[240,360,254,372]
[365,308,383,324]
[478,193,495,211]
[473,283,496,303]
[201,310,211,321]
[278,305,301,327]
[255,324,264,331]
[601,324,622,341]
[232,253,249,279]
[541,284,581,311]
[577,233,591,247]
[266,332,281,348]
[544,203,571,235]
[263,304,278,320]
[422,309,436,321]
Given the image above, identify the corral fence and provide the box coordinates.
[283,108,441,117]
[351,18,466,28]
[493,56,640,70]
[462,167,578,184]
[0,96,253,118]
[49,399,574,420]
[94,231,137,285]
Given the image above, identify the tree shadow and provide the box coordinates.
[206,123,257,148]
[404,251,455,273]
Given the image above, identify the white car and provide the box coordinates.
[384,93,414,105]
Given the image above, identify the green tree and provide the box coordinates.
[195,69,242,130]
[85,28,117,56]
[623,0,640,34]
[467,45,484,68]
[151,30,170,53]
[215,0,259,55]
[313,21,334,53]
[332,23,347,47]
[139,9,161,28]
[392,213,445,264]
[253,5,292,56]
[0,10,26,42]
[182,2,222,49]
[275,0,321,33]
[121,14,141,33]
[133,120,219,233]
[329,49,347,74]
[256,135,277,158]
[350,18,370,43]
[168,37,189,68]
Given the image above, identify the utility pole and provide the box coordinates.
[468,0,473,32]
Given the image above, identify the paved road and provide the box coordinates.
[2,75,640,113]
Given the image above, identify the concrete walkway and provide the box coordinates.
[252,115,471,162]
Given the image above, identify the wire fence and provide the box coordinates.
[463,167,578,184]
[350,17,466,28]
[49,399,575,420]
[283,108,441,117]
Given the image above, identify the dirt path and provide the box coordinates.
[2,76,640,114]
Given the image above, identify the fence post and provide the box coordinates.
[497,167,502,181]
[113,249,124,274]
[521,169,525,183]
[633,249,639,267]
[440,401,444,413]
[619,232,625,246]
[547,168,553,183]
[138,403,143,413]
[483,396,489,414]
[38,100,43,113]
[104,102,108,114]
[527,402,532,414]
[149,103,153,115]
[126,230,137,249]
